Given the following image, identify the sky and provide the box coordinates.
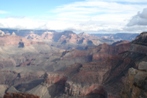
[0,0,147,33]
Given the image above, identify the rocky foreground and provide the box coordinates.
[0,31,146,98]
[3,93,39,98]
[121,32,147,98]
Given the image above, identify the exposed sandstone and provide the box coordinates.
[138,61,147,71]
[25,32,41,41]
[41,31,53,40]
[0,85,8,97]
[121,68,147,98]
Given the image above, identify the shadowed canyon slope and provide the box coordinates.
[0,30,146,98]
[121,32,147,98]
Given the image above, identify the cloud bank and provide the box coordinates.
[0,0,147,33]
[127,8,147,26]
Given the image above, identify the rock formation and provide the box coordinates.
[24,30,107,50]
[3,93,39,98]
[121,67,147,98]
[18,39,24,48]
[0,30,5,36]
[41,31,53,40]
[25,31,42,40]
[11,32,16,36]
[0,30,146,98]
[0,33,131,98]
[121,32,147,98]
[0,85,7,97]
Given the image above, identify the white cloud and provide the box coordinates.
[0,0,147,33]
[96,0,147,3]
[123,25,147,33]
[123,8,147,33]
[127,8,147,26]
[0,17,45,29]
[50,0,147,32]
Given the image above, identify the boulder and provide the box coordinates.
[138,61,147,71]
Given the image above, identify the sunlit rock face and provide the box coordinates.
[121,68,147,98]
[25,32,42,40]
[41,31,54,41]
[24,30,106,50]
[0,30,5,36]
[11,32,16,36]
[0,35,32,46]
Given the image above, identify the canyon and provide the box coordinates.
[0,29,146,98]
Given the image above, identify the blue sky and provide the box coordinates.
[0,0,80,17]
[0,0,147,33]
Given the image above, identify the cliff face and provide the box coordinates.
[121,67,147,98]
[45,41,130,98]
[121,32,147,98]
[24,30,108,50]
[1,31,146,98]
[0,35,131,98]
[33,72,107,98]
